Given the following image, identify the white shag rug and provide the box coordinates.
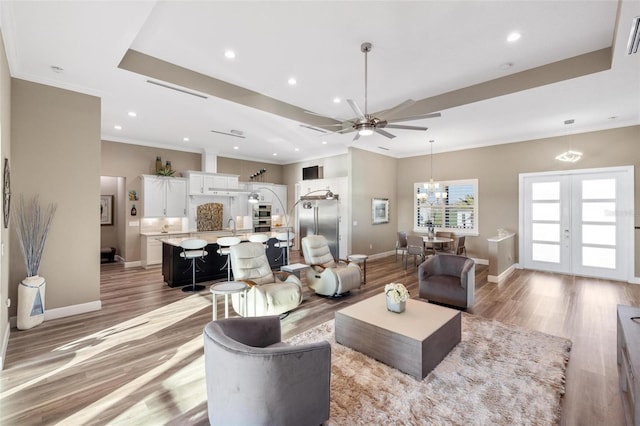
[287,313,572,425]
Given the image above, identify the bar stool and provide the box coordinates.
[274,232,295,265]
[216,236,241,281]
[248,233,270,250]
[179,238,209,293]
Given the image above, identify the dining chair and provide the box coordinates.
[396,231,408,263]
[405,235,426,268]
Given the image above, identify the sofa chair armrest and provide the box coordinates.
[273,270,303,288]
[208,315,281,348]
[238,278,257,288]
[459,258,475,288]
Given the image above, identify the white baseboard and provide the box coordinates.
[124,260,142,268]
[630,276,640,284]
[0,322,10,370]
[44,300,102,321]
[8,300,102,329]
[472,258,489,266]
[488,264,517,283]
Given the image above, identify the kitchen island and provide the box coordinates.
[158,231,290,287]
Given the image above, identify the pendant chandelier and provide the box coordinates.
[424,140,447,202]
[555,119,582,163]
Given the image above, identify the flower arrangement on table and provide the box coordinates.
[384,283,410,303]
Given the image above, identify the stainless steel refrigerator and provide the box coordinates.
[297,196,340,259]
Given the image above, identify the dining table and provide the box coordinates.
[422,236,454,255]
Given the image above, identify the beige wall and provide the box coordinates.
[396,125,640,276]
[100,140,201,262]
[0,31,11,365]
[350,148,398,255]
[10,79,101,315]
[217,156,284,184]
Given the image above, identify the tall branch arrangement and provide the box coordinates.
[13,195,57,277]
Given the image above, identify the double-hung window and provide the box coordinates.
[414,179,479,235]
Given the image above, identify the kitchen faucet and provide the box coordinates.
[227,217,236,235]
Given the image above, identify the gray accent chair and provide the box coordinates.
[418,253,475,309]
[301,235,361,297]
[229,242,303,317]
[203,316,331,426]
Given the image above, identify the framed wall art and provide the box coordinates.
[100,195,113,225]
[371,197,389,225]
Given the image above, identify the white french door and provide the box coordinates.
[520,166,634,281]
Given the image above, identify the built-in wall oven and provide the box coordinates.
[253,203,272,232]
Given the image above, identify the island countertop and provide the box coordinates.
[157,228,294,247]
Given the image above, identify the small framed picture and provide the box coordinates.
[372,198,389,225]
[100,195,113,225]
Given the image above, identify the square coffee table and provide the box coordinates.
[335,293,461,379]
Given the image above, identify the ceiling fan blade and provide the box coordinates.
[352,132,361,141]
[385,124,429,131]
[374,128,396,139]
[374,99,416,121]
[347,99,366,119]
[387,112,442,123]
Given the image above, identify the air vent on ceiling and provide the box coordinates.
[377,146,390,151]
[146,80,208,99]
[211,129,246,138]
[299,124,328,133]
[628,16,640,55]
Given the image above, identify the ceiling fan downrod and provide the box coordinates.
[361,42,372,117]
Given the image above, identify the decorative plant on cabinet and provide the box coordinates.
[13,195,57,330]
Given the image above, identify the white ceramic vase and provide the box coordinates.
[17,275,46,330]
[386,297,406,313]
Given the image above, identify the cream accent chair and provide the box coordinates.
[230,242,303,317]
[301,235,361,297]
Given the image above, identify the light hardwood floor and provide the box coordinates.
[1,251,638,425]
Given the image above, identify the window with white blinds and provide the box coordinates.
[414,179,479,235]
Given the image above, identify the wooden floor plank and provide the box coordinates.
[1,251,638,425]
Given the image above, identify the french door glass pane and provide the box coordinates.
[532,182,560,201]
[582,202,616,222]
[583,179,616,200]
[532,243,560,263]
[583,247,616,269]
[582,224,616,246]
[532,223,560,242]
[532,202,560,221]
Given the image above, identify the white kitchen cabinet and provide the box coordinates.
[270,184,287,214]
[141,233,187,268]
[185,171,240,196]
[142,175,188,217]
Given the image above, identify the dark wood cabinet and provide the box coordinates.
[162,238,285,287]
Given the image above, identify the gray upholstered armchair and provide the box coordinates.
[301,235,361,297]
[203,316,331,426]
[229,242,303,317]
[418,253,475,309]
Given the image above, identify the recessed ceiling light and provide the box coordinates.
[333,97,341,103]
[507,32,521,42]
[273,153,278,156]
[288,77,297,85]
[233,146,239,150]
[114,125,122,130]
[295,147,300,152]
[183,137,189,142]
[128,111,137,117]
[224,50,236,59]
[322,141,328,145]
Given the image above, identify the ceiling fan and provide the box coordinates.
[317,42,441,141]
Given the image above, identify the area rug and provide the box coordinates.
[287,313,572,425]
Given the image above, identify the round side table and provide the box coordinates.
[348,254,369,284]
[210,281,248,320]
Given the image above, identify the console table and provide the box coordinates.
[618,304,640,425]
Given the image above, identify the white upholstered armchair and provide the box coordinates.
[230,242,303,316]
[301,235,361,297]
